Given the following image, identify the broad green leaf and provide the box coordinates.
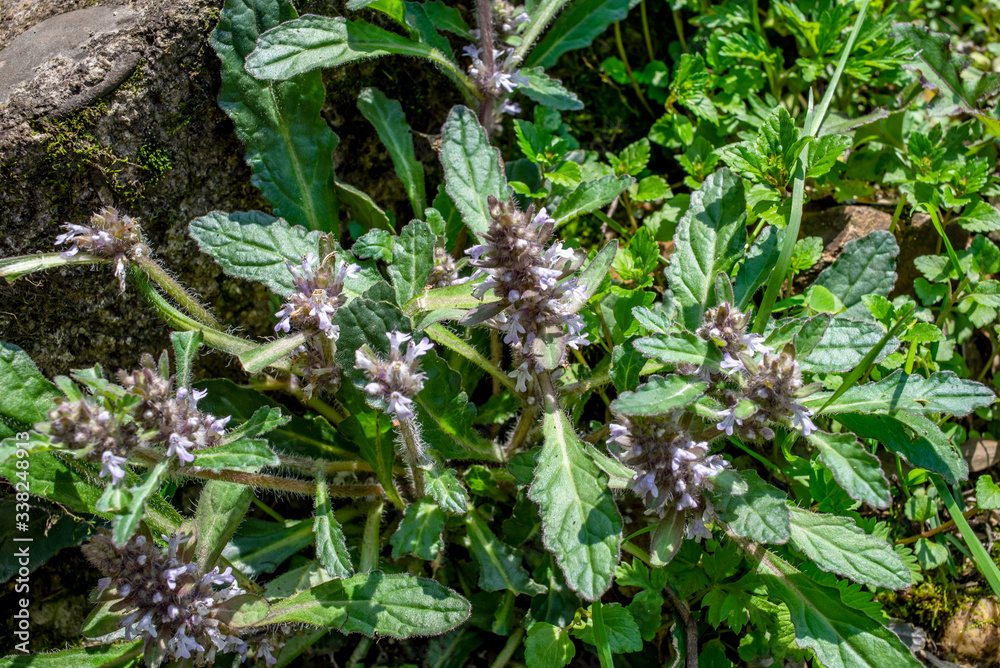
[787,507,910,589]
[807,431,891,509]
[527,0,631,68]
[245,16,463,82]
[529,409,622,601]
[357,87,426,215]
[339,412,403,509]
[977,475,1000,510]
[525,622,576,668]
[440,106,507,238]
[415,351,501,461]
[112,460,170,545]
[667,169,747,330]
[735,226,781,310]
[0,642,143,668]
[834,412,967,485]
[711,471,790,544]
[893,23,1000,121]
[264,560,338,599]
[610,340,645,393]
[426,466,470,514]
[812,231,898,319]
[314,466,354,577]
[211,0,338,232]
[632,175,671,201]
[353,228,394,263]
[552,175,634,225]
[800,319,899,373]
[0,343,60,438]
[222,517,314,578]
[335,180,393,232]
[649,510,686,567]
[574,602,642,653]
[755,549,922,668]
[633,331,722,368]
[170,330,202,389]
[806,370,996,416]
[334,297,411,389]
[610,375,706,416]
[241,572,471,638]
[390,219,435,306]
[518,67,584,110]
[390,498,446,560]
[568,240,618,309]
[223,406,288,444]
[195,481,254,572]
[955,200,1000,233]
[465,509,546,595]
[913,537,949,569]
[420,1,472,38]
[189,211,319,297]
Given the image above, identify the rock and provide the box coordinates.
[800,204,893,266]
[941,598,1000,663]
[0,0,272,380]
[962,438,1000,474]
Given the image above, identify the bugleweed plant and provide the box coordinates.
[3,0,1000,666]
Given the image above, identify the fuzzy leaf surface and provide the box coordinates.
[806,370,995,416]
[812,231,898,319]
[441,106,506,238]
[807,431,891,509]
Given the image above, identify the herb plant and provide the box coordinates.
[3,0,1000,666]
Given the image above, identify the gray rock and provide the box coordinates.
[0,0,273,380]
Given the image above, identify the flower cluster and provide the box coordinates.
[467,195,589,391]
[355,331,433,422]
[428,246,469,288]
[714,344,818,441]
[608,413,729,541]
[274,249,359,399]
[696,303,772,374]
[54,207,150,290]
[45,397,139,485]
[118,353,230,465]
[463,44,528,110]
[82,533,276,666]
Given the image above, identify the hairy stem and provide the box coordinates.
[133,255,220,329]
[505,403,539,456]
[398,419,427,498]
[490,626,525,668]
[361,499,384,572]
[476,0,497,134]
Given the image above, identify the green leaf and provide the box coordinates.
[913,537,949,569]
[755,549,921,668]
[667,169,747,330]
[806,370,995,416]
[545,161,583,188]
[0,343,60,438]
[552,175,634,225]
[805,134,852,178]
[0,642,143,668]
[357,87,426,215]
[526,0,631,68]
[569,240,619,309]
[734,226,781,310]
[787,507,910,589]
[574,602,642,653]
[353,229,395,263]
[189,211,319,297]
[339,412,403,509]
[610,375,706,416]
[649,510,686,567]
[222,517,314,578]
[426,466,469,514]
[113,460,170,545]
[806,431,891,509]
[955,200,1000,233]
[211,0,338,232]
[525,622,576,668]
[170,330,202,390]
[834,412,968,485]
[465,509,546,595]
[800,319,899,373]
[314,466,354,577]
[335,179,394,233]
[390,498,446,560]
[390,219,435,306]
[633,331,722,368]
[518,67,584,110]
[441,106,507,238]
[238,571,471,638]
[194,481,253,573]
[712,470,790,545]
[977,475,1000,510]
[610,341,645,393]
[812,231,898,319]
[632,175,671,202]
[245,15,463,83]
[893,23,1000,121]
[529,409,622,601]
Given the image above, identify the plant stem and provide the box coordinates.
[490,627,526,668]
[361,499,383,572]
[426,323,519,394]
[591,600,616,668]
[505,403,538,456]
[398,419,427,498]
[889,197,906,234]
[251,497,286,522]
[133,255,220,329]
[896,505,980,545]
[671,5,688,53]
[931,474,1000,598]
[614,22,655,118]
[662,582,698,668]
[640,0,655,61]
[476,0,497,133]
